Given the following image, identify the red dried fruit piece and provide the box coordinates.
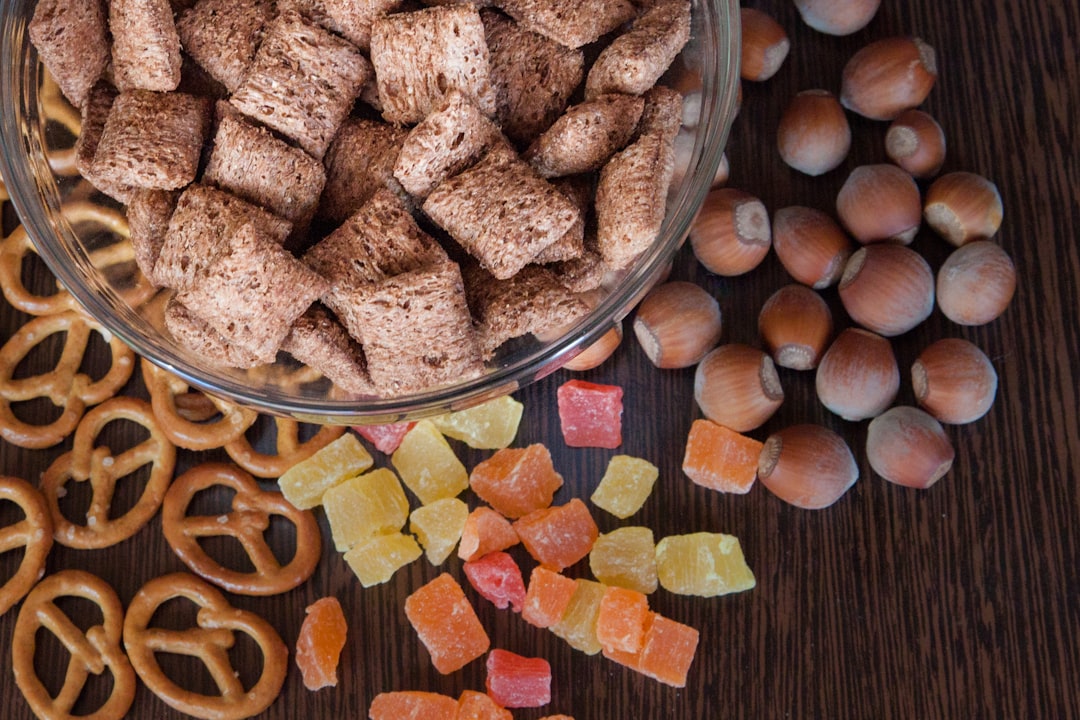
[404,573,491,674]
[596,585,650,655]
[295,596,348,690]
[469,443,564,518]
[556,380,624,448]
[522,566,578,629]
[458,506,520,562]
[456,690,512,720]
[368,690,458,720]
[485,649,552,708]
[603,612,700,688]
[514,498,598,571]
[352,421,416,454]
[463,551,527,612]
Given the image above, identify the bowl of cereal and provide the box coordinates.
[0,0,739,424]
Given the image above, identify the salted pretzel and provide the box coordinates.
[0,476,54,616]
[0,310,136,449]
[162,462,321,596]
[141,359,258,451]
[123,572,288,720]
[225,416,345,478]
[40,397,177,549]
[39,70,82,178]
[12,569,136,720]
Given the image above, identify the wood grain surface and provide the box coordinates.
[2,1,1079,718]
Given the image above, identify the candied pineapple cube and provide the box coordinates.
[278,432,374,509]
[682,419,762,494]
[596,585,650,655]
[392,420,468,504]
[655,532,756,597]
[588,526,658,594]
[589,455,658,519]
[550,578,606,655]
[430,395,524,449]
[343,531,422,587]
[410,497,469,565]
[322,468,410,551]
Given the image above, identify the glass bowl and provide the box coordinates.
[0,0,739,424]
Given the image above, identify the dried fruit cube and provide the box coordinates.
[588,526,659,594]
[550,578,606,655]
[431,395,524,449]
[405,573,491,674]
[556,379,623,448]
[514,498,598,571]
[682,419,762,494]
[410,497,469,565]
[603,612,699,687]
[456,690,512,720]
[655,532,756,597]
[392,420,469,504]
[538,716,576,720]
[343,531,422,587]
[589,455,658,519]
[469,443,564,518]
[596,586,649,655]
[278,431,373,509]
[295,596,347,690]
[464,551,527,612]
[459,506,520,562]
[353,421,416,454]
[369,691,458,720]
[485,649,552,708]
[322,468,409,551]
[522,567,578,629]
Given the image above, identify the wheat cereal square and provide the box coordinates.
[28,0,109,109]
[525,94,645,179]
[281,306,376,395]
[321,0,405,49]
[164,297,264,368]
[532,175,593,264]
[127,189,178,287]
[73,82,137,204]
[176,0,274,93]
[585,0,691,99]
[496,0,636,48]
[109,0,183,91]
[319,117,409,224]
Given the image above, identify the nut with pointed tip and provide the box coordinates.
[936,240,1016,326]
[885,109,947,178]
[690,188,772,276]
[841,37,938,120]
[866,406,954,489]
[562,322,623,372]
[912,338,998,424]
[694,344,783,432]
[794,0,881,36]
[839,244,935,336]
[777,90,851,176]
[924,172,1004,246]
[836,164,922,244]
[815,327,899,421]
[758,424,859,509]
[633,281,722,369]
[740,8,790,82]
[758,285,833,370]
[772,206,853,289]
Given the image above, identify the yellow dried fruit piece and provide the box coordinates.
[655,532,756,597]
[430,395,524,449]
[343,532,422,587]
[392,420,469,504]
[589,526,659,594]
[322,468,409,551]
[589,455,658,519]
[550,579,606,655]
[410,497,470,566]
[278,432,374,509]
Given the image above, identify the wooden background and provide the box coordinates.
[2,0,1079,718]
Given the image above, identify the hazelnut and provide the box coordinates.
[912,338,998,424]
[563,323,623,371]
[758,424,859,509]
[866,406,955,489]
[633,281,723,369]
[815,327,899,421]
[936,240,1016,325]
[839,244,935,337]
[690,188,772,276]
[840,37,938,120]
[777,89,852,176]
[924,171,1004,246]
[836,164,922,244]
[740,8,790,82]
[793,0,881,36]
[771,206,853,289]
[694,344,784,433]
[758,285,833,370]
[885,109,947,178]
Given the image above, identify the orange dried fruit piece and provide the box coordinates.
[655,532,756,597]
[430,395,524,449]
[343,531,422,587]
[458,506,520,562]
[522,566,578,629]
[596,586,650,655]
[550,578,606,655]
[410,497,469,565]
[322,468,409,551]
[369,690,458,720]
[469,443,564,519]
[682,418,763,494]
[514,498,598,571]
[588,526,659,594]
[392,420,469,504]
[278,432,373,509]
[456,689,512,720]
[404,573,491,674]
[295,596,348,691]
[603,612,700,688]
[589,455,658,519]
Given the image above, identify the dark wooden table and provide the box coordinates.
[3,1,1079,718]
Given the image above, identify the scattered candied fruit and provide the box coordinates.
[550,578,606,655]
[522,566,579,629]
[368,690,458,720]
[295,596,348,691]
[431,395,524,449]
[603,612,700,688]
[514,498,599,571]
[596,585,650,655]
[469,443,564,518]
[485,649,552,708]
[392,420,469,504]
[404,573,491,674]
[278,432,373,509]
[589,455,658,519]
[343,531,422,587]
[458,506,520,562]
[655,532,756,597]
[410,497,470,566]
[682,419,763,494]
[456,690,512,720]
[556,380,624,449]
[322,468,409,551]
[589,526,659,594]
[353,421,416,454]
[464,551,527,612]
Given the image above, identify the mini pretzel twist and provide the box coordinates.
[39,71,83,177]
[123,572,288,720]
[40,397,177,549]
[162,462,321,596]
[141,359,259,451]
[0,476,54,616]
[12,569,136,720]
[225,417,345,478]
[0,310,135,449]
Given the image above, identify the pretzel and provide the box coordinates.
[225,416,345,478]
[12,569,136,720]
[142,359,258,450]
[40,397,177,549]
[0,310,136,449]
[123,572,288,720]
[162,462,321,596]
[0,476,54,616]
[39,70,83,178]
